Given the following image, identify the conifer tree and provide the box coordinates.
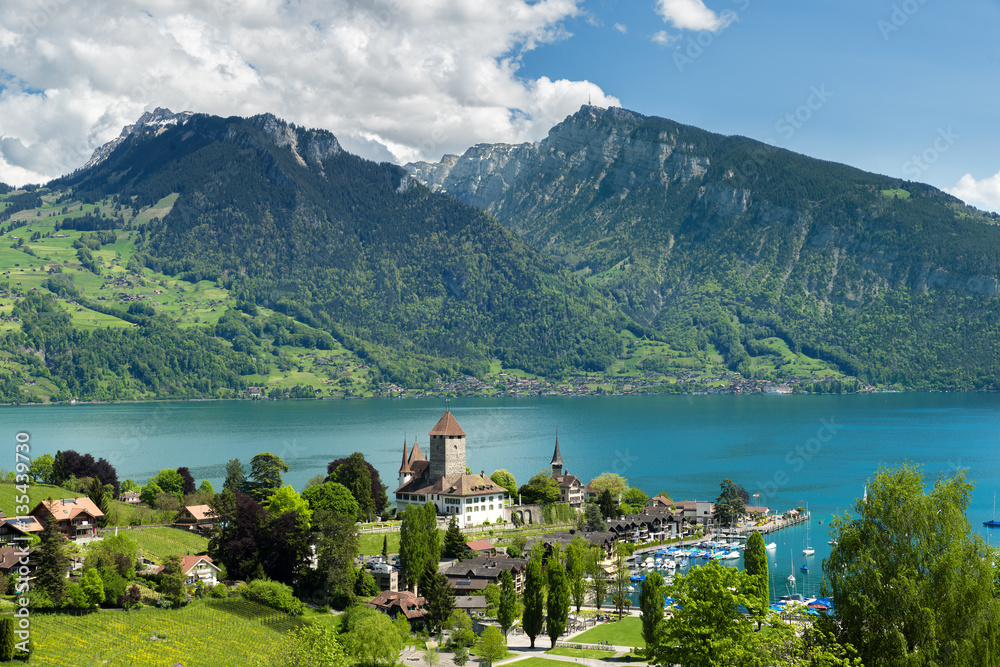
[0,617,13,662]
[420,559,456,635]
[382,534,389,562]
[34,514,69,602]
[742,531,769,627]
[443,515,466,560]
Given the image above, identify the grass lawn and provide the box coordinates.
[30,598,301,666]
[0,482,86,516]
[572,616,645,648]
[359,531,399,555]
[505,658,574,667]
[546,647,617,659]
[125,526,210,563]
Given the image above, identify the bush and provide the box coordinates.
[209,583,228,598]
[240,578,304,616]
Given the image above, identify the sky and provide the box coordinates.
[0,0,998,211]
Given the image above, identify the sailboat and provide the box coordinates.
[985,492,1000,527]
[802,502,815,556]
[765,542,777,550]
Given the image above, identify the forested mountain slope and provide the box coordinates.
[407,105,1000,388]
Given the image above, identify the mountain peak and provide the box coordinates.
[85,108,195,170]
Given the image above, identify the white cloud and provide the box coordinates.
[613,23,627,34]
[654,0,724,32]
[651,30,678,46]
[0,0,620,185]
[948,171,1000,213]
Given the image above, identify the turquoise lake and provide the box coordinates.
[3,393,999,598]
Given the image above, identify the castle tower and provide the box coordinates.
[428,410,467,481]
[551,430,564,476]
[398,437,413,488]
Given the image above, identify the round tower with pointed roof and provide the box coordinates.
[551,430,564,476]
[429,409,466,481]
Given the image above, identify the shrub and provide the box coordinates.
[0,617,14,661]
[210,583,228,598]
[240,579,304,616]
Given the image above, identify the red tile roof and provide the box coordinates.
[428,411,466,437]
[465,539,495,552]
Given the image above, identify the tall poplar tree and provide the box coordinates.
[522,551,546,648]
[564,536,587,612]
[742,531,769,627]
[498,568,518,637]
[639,570,665,654]
[546,555,570,648]
[399,503,440,592]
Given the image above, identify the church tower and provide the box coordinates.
[551,430,564,476]
[429,410,467,481]
[398,437,413,489]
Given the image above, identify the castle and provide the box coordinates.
[394,410,507,528]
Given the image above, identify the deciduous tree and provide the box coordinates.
[476,626,507,667]
[743,531,769,627]
[546,553,570,647]
[498,568,518,637]
[564,536,587,612]
[517,469,560,505]
[522,551,545,648]
[639,570,665,654]
[302,481,359,518]
[490,469,517,498]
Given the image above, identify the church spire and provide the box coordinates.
[551,429,564,476]
[399,437,411,474]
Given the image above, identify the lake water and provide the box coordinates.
[3,393,999,598]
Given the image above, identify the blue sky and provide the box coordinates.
[0,0,997,210]
[517,0,1000,207]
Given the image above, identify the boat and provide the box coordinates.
[985,492,1000,527]
[721,550,740,560]
[802,502,814,556]
[802,547,815,556]
[800,564,809,572]
[765,542,777,550]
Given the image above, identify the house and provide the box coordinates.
[118,491,141,504]
[443,556,528,594]
[0,516,43,545]
[0,547,34,576]
[646,496,673,509]
[465,539,497,556]
[606,512,684,543]
[454,595,488,615]
[370,563,398,592]
[154,555,222,586]
[673,500,715,526]
[394,410,508,528]
[173,505,216,531]
[30,498,104,540]
[366,590,427,625]
[525,529,616,562]
[549,434,584,508]
[745,505,771,518]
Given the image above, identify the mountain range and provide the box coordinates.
[1,104,999,402]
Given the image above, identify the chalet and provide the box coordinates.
[525,529,616,562]
[0,547,34,576]
[366,590,427,626]
[454,595,488,615]
[745,505,771,518]
[30,498,104,540]
[465,539,497,556]
[394,410,508,528]
[646,496,673,510]
[173,505,216,531]
[606,512,684,543]
[549,434,584,508]
[0,516,43,544]
[443,556,528,594]
[118,491,141,504]
[154,555,222,586]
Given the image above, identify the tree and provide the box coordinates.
[267,485,313,529]
[315,509,361,608]
[442,515,466,560]
[303,481,360,518]
[27,453,54,484]
[198,479,215,495]
[381,535,388,562]
[0,617,13,662]
[208,490,267,581]
[490,469,517,498]
[160,555,185,607]
[149,468,185,499]
[248,452,289,501]
[651,562,756,667]
[714,478,746,527]
[619,487,650,514]
[522,550,545,648]
[424,646,439,667]
[564,536,587,612]
[274,624,351,667]
[51,450,120,495]
[328,453,388,517]
[446,608,476,648]
[123,584,142,610]
[120,479,140,494]
[639,571,665,654]
[224,458,247,493]
[344,612,404,666]
[84,533,138,577]
[610,544,630,620]
[583,502,606,531]
[85,477,112,527]
[354,570,379,597]
[34,515,69,601]
[517,469,560,505]
[498,568,519,637]
[452,646,468,667]
[586,546,607,610]
[742,531,769,627]
[546,554,570,647]
[176,466,197,495]
[587,473,627,500]
[79,567,106,607]
[598,489,617,519]
[420,560,455,635]
[399,503,439,591]
[140,481,163,507]
[825,464,1000,667]
[476,626,507,667]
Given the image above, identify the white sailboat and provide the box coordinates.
[765,541,777,550]
[802,502,814,556]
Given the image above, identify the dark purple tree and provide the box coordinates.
[176,467,197,496]
[258,510,311,585]
[208,491,267,582]
[326,454,388,514]
[53,450,120,495]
